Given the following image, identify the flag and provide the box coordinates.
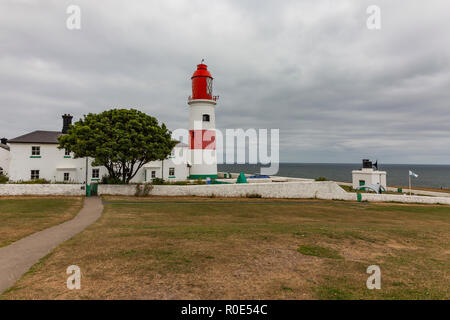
[409,170,418,178]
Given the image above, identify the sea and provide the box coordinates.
[218,163,450,189]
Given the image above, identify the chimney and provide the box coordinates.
[0,138,7,145]
[62,114,73,134]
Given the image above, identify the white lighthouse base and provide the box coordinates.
[188,149,218,179]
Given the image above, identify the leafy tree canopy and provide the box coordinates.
[58,108,177,183]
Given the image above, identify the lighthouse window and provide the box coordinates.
[206,77,212,95]
[202,114,210,122]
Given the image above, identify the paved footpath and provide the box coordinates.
[0,197,103,294]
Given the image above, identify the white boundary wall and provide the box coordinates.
[360,193,450,205]
[339,181,450,198]
[385,188,450,198]
[0,184,84,196]
[99,181,351,199]
[1,182,450,205]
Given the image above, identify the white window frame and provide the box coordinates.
[31,170,40,180]
[64,172,70,182]
[92,168,100,179]
[31,146,40,156]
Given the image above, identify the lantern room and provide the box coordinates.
[189,63,218,101]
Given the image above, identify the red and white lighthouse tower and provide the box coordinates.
[188,62,218,179]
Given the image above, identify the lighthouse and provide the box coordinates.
[188,62,218,179]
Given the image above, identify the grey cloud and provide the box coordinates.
[0,0,449,164]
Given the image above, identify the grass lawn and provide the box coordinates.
[392,185,450,194]
[0,197,83,247]
[2,196,449,300]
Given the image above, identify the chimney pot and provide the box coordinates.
[62,114,73,134]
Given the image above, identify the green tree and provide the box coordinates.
[58,109,176,183]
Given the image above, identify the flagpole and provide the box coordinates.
[409,173,411,196]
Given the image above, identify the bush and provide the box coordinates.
[246,193,262,198]
[135,183,154,197]
[167,181,190,185]
[146,178,207,185]
[339,185,353,192]
[151,178,165,185]
[0,173,9,184]
[164,180,206,185]
[14,178,51,184]
[53,181,81,184]
[315,176,328,181]
[101,175,126,184]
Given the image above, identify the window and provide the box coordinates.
[359,180,365,186]
[202,114,210,122]
[31,146,40,156]
[169,168,175,176]
[0,167,3,175]
[206,77,212,95]
[64,172,70,182]
[65,149,70,156]
[92,168,100,179]
[31,170,40,180]
[151,170,156,178]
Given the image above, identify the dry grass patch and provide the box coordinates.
[297,245,342,259]
[0,197,83,247]
[2,196,449,299]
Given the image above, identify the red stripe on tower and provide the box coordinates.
[189,130,216,149]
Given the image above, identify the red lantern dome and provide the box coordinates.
[189,63,218,101]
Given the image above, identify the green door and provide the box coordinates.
[91,184,98,196]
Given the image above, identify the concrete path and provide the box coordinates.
[0,197,103,294]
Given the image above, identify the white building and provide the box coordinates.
[352,159,387,189]
[5,115,190,183]
[0,138,10,176]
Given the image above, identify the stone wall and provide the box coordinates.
[0,184,84,196]
[97,182,450,204]
[98,181,351,199]
[1,182,449,205]
[360,193,450,205]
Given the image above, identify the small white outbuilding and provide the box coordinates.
[352,159,387,189]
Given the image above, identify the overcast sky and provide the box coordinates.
[1,0,449,164]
